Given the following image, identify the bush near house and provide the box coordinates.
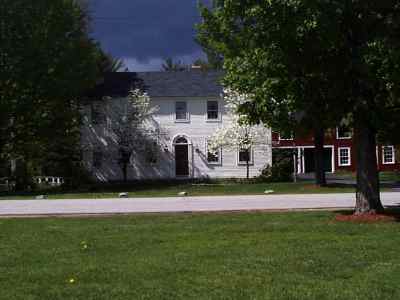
[259,149,294,182]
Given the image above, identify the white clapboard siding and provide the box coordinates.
[81,96,272,181]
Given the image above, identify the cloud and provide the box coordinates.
[123,51,207,72]
[89,0,212,70]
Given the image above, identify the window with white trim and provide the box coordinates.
[206,100,219,120]
[338,147,351,166]
[382,146,395,164]
[336,126,352,139]
[206,140,221,165]
[238,147,253,165]
[175,101,188,121]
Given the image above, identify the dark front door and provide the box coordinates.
[175,145,189,176]
[304,148,333,173]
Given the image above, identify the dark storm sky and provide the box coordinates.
[89,0,211,71]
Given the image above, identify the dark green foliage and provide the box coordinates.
[192,58,219,71]
[0,159,11,178]
[0,0,104,189]
[260,149,294,182]
[196,1,225,70]
[98,51,125,73]
[197,0,400,212]
[194,40,224,70]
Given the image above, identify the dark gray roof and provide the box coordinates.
[87,71,224,98]
[137,71,224,97]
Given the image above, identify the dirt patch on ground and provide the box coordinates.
[335,212,399,223]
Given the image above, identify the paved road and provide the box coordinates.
[0,193,399,216]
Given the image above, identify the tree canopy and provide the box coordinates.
[0,0,104,188]
[198,0,400,213]
[109,90,158,182]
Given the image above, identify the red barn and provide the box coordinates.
[272,126,399,174]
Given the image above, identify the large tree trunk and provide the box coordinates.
[313,126,327,186]
[354,112,384,214]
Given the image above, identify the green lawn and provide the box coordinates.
[0,182,358,200]
[0,212,399,299]
[380,171,400,182]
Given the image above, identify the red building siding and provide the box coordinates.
[272,129,400,174]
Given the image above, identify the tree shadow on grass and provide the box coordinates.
[333,206,400,223]
[0,178,221,198]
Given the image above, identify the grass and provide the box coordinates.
[1,211,400,299]
[2,170,399,200]
[0,181,359,200]
[380,171,400,182]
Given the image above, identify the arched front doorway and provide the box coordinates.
[173,136,190,177]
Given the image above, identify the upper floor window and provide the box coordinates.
[382,146,395,164]
[238,147,253,165]
[338,147,351,166]
[207,101,219,120]
[206,140,221,165]
[336,126,352,139]
[175,101,188,122]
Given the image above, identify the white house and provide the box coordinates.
[81,71,272,181]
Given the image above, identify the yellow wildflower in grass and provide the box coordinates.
[69,278,75,284]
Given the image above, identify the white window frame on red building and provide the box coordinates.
[382,146,395,165]
[336,126,352,139]
[278,132,294,141]
[338,147,351,167]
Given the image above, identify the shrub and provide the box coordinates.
[259,149,294,182]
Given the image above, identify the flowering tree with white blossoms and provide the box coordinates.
[109,89,159,182]
[208,88,271,179]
